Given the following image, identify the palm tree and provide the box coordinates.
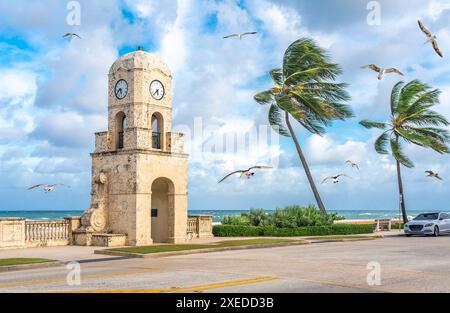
[360,80,450,223]
[254,38,353,215]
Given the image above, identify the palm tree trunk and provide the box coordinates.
[395,136,408,224]
[285,112,327,215]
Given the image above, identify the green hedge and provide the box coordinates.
[213,224,374,237]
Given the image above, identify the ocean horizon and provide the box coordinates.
[0,209,430,223]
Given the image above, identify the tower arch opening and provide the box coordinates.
[115,111,127,149]
[151,112,164,150]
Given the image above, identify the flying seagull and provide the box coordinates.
[218,165,272,184]
[418,20,443,58]
[223,32,258,40]
[27,184,68,193]
[361,64,404,80]
[346,160,360,170]
[322,174,351,185]
[63,33,82,39]
[425,170,443,181]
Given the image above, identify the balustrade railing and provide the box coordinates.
[25,220,70,242]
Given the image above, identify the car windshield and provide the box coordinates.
[414,213,439,221]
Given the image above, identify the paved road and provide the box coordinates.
[1,236,450,293]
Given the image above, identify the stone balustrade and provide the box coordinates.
[25,220,70,246]
[187,215,214,239]
[0,217,81,249]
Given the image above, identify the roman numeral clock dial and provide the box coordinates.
[150,80,165,100]
[114,79,128,100]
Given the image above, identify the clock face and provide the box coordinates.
[115,79,128,100]
[150,80,165,100]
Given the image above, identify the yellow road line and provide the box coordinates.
[0,269,159,289]
[62,276,279,293]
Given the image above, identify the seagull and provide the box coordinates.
[425,170,443,181]
[418,20,443,58]
[361,64,404,80]
[27,184,68,193]
[346,160,360,170]
[223,32,258,40]
[63,33,82,39]
[218,165,272,184]
[322,174,351,185]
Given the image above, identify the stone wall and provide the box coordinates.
[1,215,214,249]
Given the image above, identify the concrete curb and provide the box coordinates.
[0,261,64,273]
[95,241,311,258]
[306,236,382,244]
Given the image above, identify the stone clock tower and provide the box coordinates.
[74,49,189,246]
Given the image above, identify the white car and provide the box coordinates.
[404,212,450,237]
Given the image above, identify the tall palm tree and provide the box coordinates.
[360,80,450,223]
[254,38,352,215]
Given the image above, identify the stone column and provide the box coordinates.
[169,193,188,244]
[0,218,26,248]
[64,217,81,245]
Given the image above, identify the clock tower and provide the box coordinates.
[74,49,189,246]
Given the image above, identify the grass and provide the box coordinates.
[0,258,54,267]
[108,238,302,255]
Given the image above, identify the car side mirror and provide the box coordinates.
[440,218,444,221]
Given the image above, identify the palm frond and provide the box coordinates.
[360,120,387,130]
[398,80,429,114]
[375,132,390,155]
[390,138,414,168]
[268,104,291,137]
[404,126,450,144]
[284,63,342,85]
[390,81,405,115]
[254,90,274,105]
[283,38,330,78]
[397,129,449,153]
[270,69,284,86]
[404,89,440,116]
[274,94,305,122]
[325,102,354,120]
[403,111,449,127]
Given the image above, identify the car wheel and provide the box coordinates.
[433,226,440,237]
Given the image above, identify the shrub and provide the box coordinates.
[221,215,249,226]
[243,209,270,227]
[213,224,374,237]
[220,205,344,228]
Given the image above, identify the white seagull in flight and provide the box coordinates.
[322,174,351,185]
[223,32,258,40]
[418,20,443,58]
[63,33,82,39]
[27,184,69,193]
[361,64,404,80]
[218,165,272,184]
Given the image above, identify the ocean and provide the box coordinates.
[0,209,426,223]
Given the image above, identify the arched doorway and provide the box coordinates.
[151,177,174,243]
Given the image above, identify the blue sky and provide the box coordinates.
[0,0,450,212]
